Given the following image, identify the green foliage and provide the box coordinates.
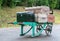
[9,0,15,7]
[48,0,57,10]
[1,0,21,8]
[36,0,49,6]
[56,0,60,9]
[40,0,48,6]
[0,0,3,4]
[27,0,36,6]
[0,0,59,9]
[27,0,33,6]
[0,0,3,9]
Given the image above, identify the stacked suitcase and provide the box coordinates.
[25,6,55,23]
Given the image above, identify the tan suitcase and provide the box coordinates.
[47,14,55,23]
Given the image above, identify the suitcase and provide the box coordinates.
[16,11,35,22]
[47,14,55,23]
[35,14,47,23]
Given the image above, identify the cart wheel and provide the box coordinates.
[36,24,42,33]
[45,23,53,35]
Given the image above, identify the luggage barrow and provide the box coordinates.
[8,22,53,37]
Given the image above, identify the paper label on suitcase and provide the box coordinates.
[37,17,47,23]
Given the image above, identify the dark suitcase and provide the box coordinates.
[16,11,35,22]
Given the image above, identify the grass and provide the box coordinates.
[0,7,60,27]
[0,6,25,27]
[54,10,60,24]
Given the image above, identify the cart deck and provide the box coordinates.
[8,22,53,37]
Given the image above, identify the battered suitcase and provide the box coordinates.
[16,11,35,22]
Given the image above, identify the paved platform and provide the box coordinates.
[0,24,60,41]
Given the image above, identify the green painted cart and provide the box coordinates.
[8,11,53,37]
